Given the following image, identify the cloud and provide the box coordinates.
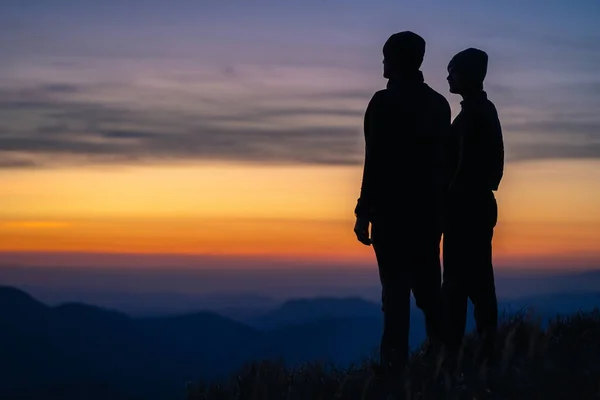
[510,142,600,162]
[0,57,600,169]
[2,0,599,170]
[39,83,81,94]
[0,156,39,168]
[503,117,600,162]
[0,80,365,168]
[101,130,157,139]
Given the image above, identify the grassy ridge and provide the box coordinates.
[186,309,600,399]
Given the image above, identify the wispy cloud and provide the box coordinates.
[5,57,600,168]
[0,61,374,168]
[0,0,599,169]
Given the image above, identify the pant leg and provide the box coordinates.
[442,191,499,356]
[467,193,498,360]
[441,225,469,353]
[372,221,411,370]
[410,228,443,343]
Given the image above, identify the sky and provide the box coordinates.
[1,0,600,276]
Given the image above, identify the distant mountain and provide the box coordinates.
[17,286,280,318]
[251,296,432,363]
[252,297,382,329]
[499,291,600,320]
[0,288,430,399]
[0,285,47,322]
[0,286,262,399]
[1,285,599,399]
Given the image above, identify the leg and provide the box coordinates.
[467,195,499,362]
[469,252,498,363]
[441,226,469,354]
[372,221,411,371]
[410,228,443,344]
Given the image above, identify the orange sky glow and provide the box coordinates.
[1,159,599,269]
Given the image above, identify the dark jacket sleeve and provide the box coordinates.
[436,99,454,192]
[450,102,504,193]
[445,128,462,192]
[354,93,379,219]
[487,104,504,191]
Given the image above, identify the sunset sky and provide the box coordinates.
[1,0,599,271]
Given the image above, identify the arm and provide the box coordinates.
[353,93,380,246]
[354,94,378,220]
[444,110,462,193]
[459,104,504,192]
[487,106,504,191]
[437,100,455,192]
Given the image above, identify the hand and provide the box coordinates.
[354,217,372,246]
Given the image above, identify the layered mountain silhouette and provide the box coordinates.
[0,287,386,399]
[1,284,599,399]
[0,286,261,399]
[250,297,381,328]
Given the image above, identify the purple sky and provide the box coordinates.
[1,0,599,167]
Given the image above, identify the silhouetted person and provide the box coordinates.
[353,31,451,373]
[442,48,504,364]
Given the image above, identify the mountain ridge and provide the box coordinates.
[1,285,599,399]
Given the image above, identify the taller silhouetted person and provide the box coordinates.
[353,31,451,373]
[442,48,505,365]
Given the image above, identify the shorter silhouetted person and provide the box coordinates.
[442,48,505,364]
[353,31,451,373]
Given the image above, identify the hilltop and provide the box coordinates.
[186,310,600,400]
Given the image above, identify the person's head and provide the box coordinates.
[382,31,426,79]
[447,48,488,94]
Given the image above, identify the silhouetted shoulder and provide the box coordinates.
[373,89,388,98]
[369,89,388,105]
[484,99,500,119]
[364,89,387,115]
[424,84,451,114]
[467,98,500,127]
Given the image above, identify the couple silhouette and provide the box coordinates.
[353,31,504,373]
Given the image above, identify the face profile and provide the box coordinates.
[447,66,460,94]
[383,58,391,79]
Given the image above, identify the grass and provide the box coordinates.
[185,309,600,399]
